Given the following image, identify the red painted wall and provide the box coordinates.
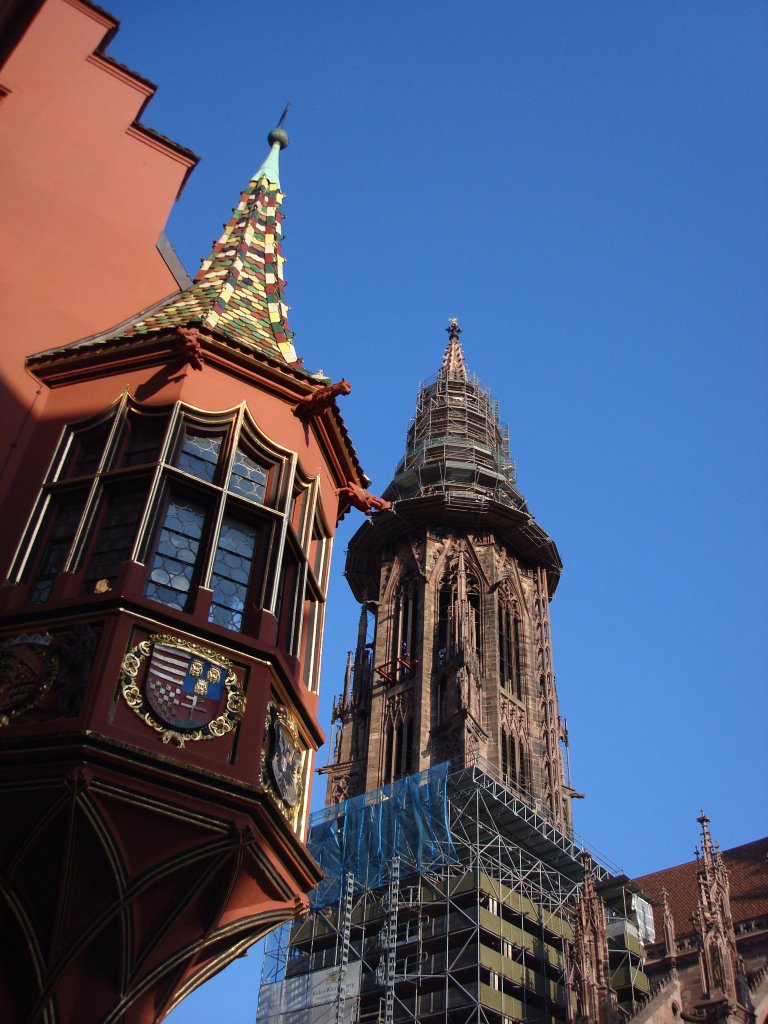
[0,0,197,500]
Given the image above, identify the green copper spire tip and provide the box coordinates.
[268,99,291,150]
[256,102,290,186]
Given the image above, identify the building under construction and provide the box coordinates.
[256,321,655,1024]
[257,758,652,1024]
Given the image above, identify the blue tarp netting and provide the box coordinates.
[308,761,458,908]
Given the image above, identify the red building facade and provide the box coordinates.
[0,8,366,1020]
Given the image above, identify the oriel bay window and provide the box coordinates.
[142,421,277,630]
[12,397,328,661]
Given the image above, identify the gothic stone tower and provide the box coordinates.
[260,323,652,1024]
[325,321,573,834]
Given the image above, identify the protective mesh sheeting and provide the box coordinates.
[308,762,458,908]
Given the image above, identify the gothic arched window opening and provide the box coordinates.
[390,574,420,681]
[435,560,482,667]
[498,601,523,699]
[383,700,414,784]
[500,728,528,794]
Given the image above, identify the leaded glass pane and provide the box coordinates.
[65,421,111,478]
[175,432,222,483]
[121,416,166,467]
[228,448,267,504]
[208,517,257,631]
[84,490,146,592]
[145,496,206,610]
[28,495,86,603]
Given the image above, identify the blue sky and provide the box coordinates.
[98,2,767,1019]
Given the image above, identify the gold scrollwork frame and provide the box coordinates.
[261,701,305,827]
[0,633,59,726]
[120,633,246,748]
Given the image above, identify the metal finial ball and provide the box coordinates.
[268,126,290,149]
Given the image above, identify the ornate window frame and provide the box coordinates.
[10,396,325,660]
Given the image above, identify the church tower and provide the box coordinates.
[326,320,572,833]
[258,324,651,1024]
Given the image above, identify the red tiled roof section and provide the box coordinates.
[635,837,768,938]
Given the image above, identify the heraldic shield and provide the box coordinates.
[120,633,246,746]
[145,643,227,730]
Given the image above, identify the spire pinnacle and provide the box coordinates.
[63,115,300,367]
[255,102,291,187]
[440,317,468,380]
[698,811,713,855]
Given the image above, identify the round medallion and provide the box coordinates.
[120,634,246,747]
[262,702,304,819]
[0,634,59,725]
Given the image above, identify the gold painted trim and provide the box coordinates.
[0,633,60,726]
[261,701,305,828]
[120,633,246,748]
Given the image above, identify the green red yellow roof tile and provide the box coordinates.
[28,134,302,368]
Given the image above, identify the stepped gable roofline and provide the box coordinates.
[635,835,768,942]
[27,115,303,371]
[1,1,200,185]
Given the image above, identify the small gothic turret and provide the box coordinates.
[572,852,619,1024]
[692,813,749,1013]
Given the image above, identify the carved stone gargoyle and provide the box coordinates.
[293,379,351,421]
[337,480,392,516]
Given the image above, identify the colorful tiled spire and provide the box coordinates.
[120,117,296,362]
[32,116,300,368]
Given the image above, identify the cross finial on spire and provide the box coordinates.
[698,811,713,853]
[440,318,467,380]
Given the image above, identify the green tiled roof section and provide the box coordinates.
[112,166,297,362]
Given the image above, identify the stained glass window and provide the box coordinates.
[18,401,296,638]
[28,494,86,603]
[121,416,165,467]
[84,490,146,592]
[65,421,111,478]
[176,433,222,483]
[208,517,258,630]
[145,496,206,610]
[228,448,268,504]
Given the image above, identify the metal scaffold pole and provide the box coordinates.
[383,855,400,1024]
[337,871,356,1024]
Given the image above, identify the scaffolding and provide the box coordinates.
[385,370,528,513]
[257,762,650,1024]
